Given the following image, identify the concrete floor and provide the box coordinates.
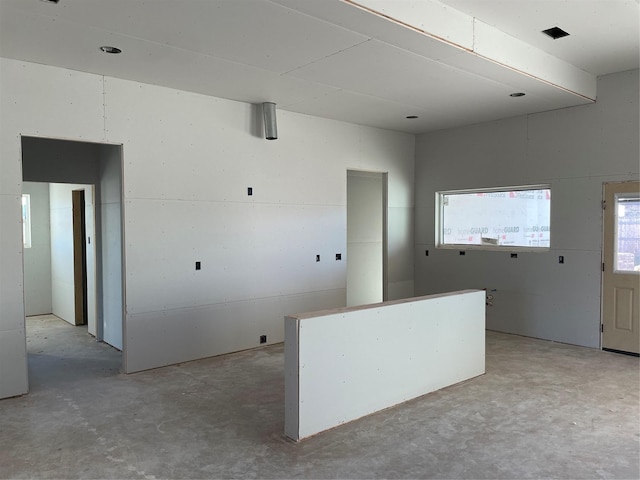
[0,315,638,479]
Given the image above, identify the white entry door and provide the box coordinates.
[602,181,640,354]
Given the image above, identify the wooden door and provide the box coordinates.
[72,189,87,326]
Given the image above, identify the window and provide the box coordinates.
[615,195,640,272]
[22,194,32,248]
[436,185,551,250]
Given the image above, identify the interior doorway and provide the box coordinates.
[602,181,640,355]
[21,136,125,357]
[346,170,388,307]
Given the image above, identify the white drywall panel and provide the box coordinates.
[98,145,124,350]
[285,290,485,441]
[388,279,414,301]
[101,202,123,350]
[84,187,97,337]
[22,182,52,316]
[414,70,639,349]
[0,193,28,398]
[0,329,28,399]
[347,171,384,306]
[415,247,602,347]
[126,288,344,373]
[50,184,80,325]
[346,243,383,306]
[124,200,346,314]
[0,194,25,332]
[387,206,414,284]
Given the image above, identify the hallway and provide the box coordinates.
[1,315,638,479]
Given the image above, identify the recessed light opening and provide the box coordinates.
[406,115,419,119]
[100,46,122,54]
[542,27,570,39]
[510,92,526,97]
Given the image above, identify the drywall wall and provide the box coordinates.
[284,289,486,441]
[347,170,384,306]
[0,57,414,393]
[415,69,640,348]
[98,147,123,350]
[22,182,52,316]
[107,74,414,372]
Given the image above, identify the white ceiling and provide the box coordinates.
[0,0,637,134]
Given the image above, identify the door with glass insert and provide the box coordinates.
[602,181,640,354]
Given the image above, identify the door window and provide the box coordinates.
[615,195,640,273]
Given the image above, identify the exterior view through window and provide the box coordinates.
[22,194,31,249]
[437,185,551,249]
[615,195,640,272]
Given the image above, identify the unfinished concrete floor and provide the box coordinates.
[0,315,638,479]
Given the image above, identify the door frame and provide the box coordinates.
[346,169,388,306]
[601,180,640,355]
[72,189,88,326]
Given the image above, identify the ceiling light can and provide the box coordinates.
[100,46,122,54]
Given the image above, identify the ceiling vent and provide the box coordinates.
[542,27,570,39]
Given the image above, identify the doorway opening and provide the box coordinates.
[346,170,388,307]
[21,136,125,381]
[601,181,640,356]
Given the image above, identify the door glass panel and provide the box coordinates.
[615,195,640,272]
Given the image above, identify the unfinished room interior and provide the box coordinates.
[0,0,638,478]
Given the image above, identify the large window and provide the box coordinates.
[436,185,551,250]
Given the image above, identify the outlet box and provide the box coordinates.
[335,253,341,260]
[260,335,267,344]
[195,261,201,270]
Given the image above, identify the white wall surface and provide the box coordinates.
[284,289,486,441]
[347,170,384,306]
[415,69,640,348]
[22,182,52,316]
[98,148,123,350]
[0,57,414,392]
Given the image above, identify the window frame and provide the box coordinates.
[435,184,552,252]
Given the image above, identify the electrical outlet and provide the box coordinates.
[559,255,564,264]
[316,255,320,262]
[195,261,201,270]
[247,187,253,196]
[260,335,267,344]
